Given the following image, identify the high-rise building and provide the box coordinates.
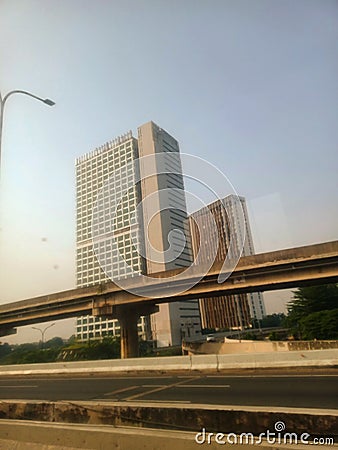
[75,121,201,346]
[189,195,266,331]
[75,131,149,341]
[138,121,193,273]
[138,122,201,347]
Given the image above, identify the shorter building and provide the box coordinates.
[75,316,149,341]
[151,300,202,347]
[189,195,266,331]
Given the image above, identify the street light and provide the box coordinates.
[0,89,55,179]
[32,323,56,348]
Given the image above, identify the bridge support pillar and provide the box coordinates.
[115,304,159,359]
[117,308,139,359]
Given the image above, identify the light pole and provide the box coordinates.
[32,323,55,348]
[0,89,55,179]
[235,297,243,341]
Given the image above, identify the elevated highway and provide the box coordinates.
[0,240,337,357]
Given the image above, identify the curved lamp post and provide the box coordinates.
[32,323,56,348]
[0,89,55,179]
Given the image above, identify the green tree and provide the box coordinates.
[269,331,280,341]
[139,340,154,356]
[44,337,64,348]
[61,336,121,361]
[287,284,338,339]
[299,309,338,340]
[260,313,286,328]
[0,343,11,359]
[0,347,60,365]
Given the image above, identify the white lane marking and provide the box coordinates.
[122,399,192,404]
[176,384,230,388]
[207,375,338,378]
[104,385,138,396]
[2,374,335,381]
[90,399,192,404]
[141,385,166,388]
[14,377,160,381]
[177,376,199,378]
[0,385,38,388]
[125,377,197,401]
[0,377,169,382]
[140,384,230,388]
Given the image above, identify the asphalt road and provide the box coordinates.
[0,372,337,409]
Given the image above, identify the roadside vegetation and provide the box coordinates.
[286,284,338,340]
[0,337,67,365]
[0,335,180,365]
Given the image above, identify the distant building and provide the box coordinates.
[189,195,266,331]
[75,121,201,345]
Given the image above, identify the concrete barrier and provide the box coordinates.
[217,349,338,370]
[2,419,332,450]
[131,355,191,371]
[0,420,216,450]
[184,340,338,355]
[0,401,336,439]
[217,352,257,369]
[0,355,192,376]
[0,349,337,376]
[190,354,218,371]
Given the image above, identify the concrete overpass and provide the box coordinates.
[0,240,337,358]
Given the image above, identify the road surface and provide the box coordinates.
[0,371,337,409]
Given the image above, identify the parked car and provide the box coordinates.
[206,334,216,342]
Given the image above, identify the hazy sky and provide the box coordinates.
[0,0,337,343]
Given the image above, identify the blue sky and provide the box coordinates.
[0,0,337,342]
